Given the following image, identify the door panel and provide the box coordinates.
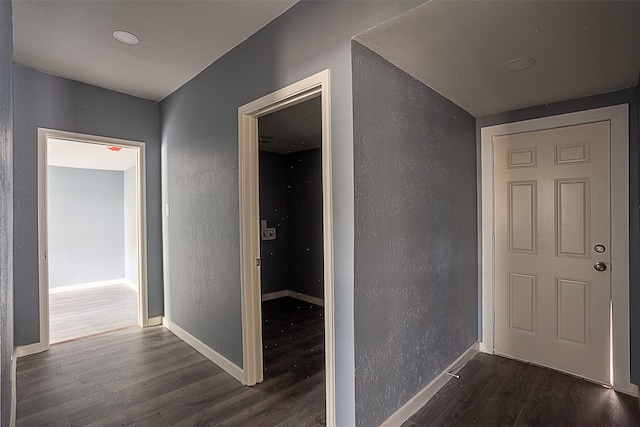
[508,181,537,253]
[494,121,611,385]
[509,272,536,333]
[555,178,590,257]
[556,277,590,346]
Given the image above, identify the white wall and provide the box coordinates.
[47,166,125,288]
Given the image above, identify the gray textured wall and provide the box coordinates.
[477,87,640,385]
[13,66,163,346]
[159,2,423,424]
[259,151,288,295]
[0,0,13,424]
[47,167,125,288]
[352,41,478,426]
[124,166,138,287]
[286,148,323,298]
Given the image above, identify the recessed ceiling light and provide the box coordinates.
[503,57,535,72]
[113,30,139,45]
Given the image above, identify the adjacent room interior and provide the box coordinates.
[46,138,139,344]
[258,96,326,420]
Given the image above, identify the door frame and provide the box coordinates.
[238,70,335,424]
[24,128,150,356]
[480,104,635,396]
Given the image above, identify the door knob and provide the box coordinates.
[594,262,607,272]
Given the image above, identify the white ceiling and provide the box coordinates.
[11,1,640,115]
[48,138,137,171]
[356,0,640,117]
[12,0,298,101]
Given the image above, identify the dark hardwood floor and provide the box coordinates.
[18,298,640,427]
[403,352,640,427]
[16,297,325,426]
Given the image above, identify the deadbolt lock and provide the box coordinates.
[594,262,607,272]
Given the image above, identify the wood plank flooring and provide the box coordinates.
[21,296,639,426]
[16,297,325,426]
[49,284,138,344]
[403,352,640,427]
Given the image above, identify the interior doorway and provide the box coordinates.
[46,138,138,343]
[238,70,336,424]
[257,96,325,419]
[33,128,149,353]
[257,96,324,305]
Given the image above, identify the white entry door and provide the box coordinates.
[494,121,611,385]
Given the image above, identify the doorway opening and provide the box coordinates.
[32,128,149,353]
[47,138,138,343]
[479,104,635,396]
[258,96,325,419]
[238,70,335,424]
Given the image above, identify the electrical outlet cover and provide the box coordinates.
[261,228,276,240]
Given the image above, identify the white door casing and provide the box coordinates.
[481,104,636,396]
[16,128,150,358]
[238,70,336,425]
[493,121,610,384]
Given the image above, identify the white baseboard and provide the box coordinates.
[123,280,138,292]
[146,316,163,327]
[615,379,639,397]
[261,290,324,307]
[479,341,492,354]
[162,317,244,383]
[49,279,127,294]
[380,342,480,427]
[287,290,324,307]
[261,290,288,301]
[10,349,17,427]
[16,341,48,358]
